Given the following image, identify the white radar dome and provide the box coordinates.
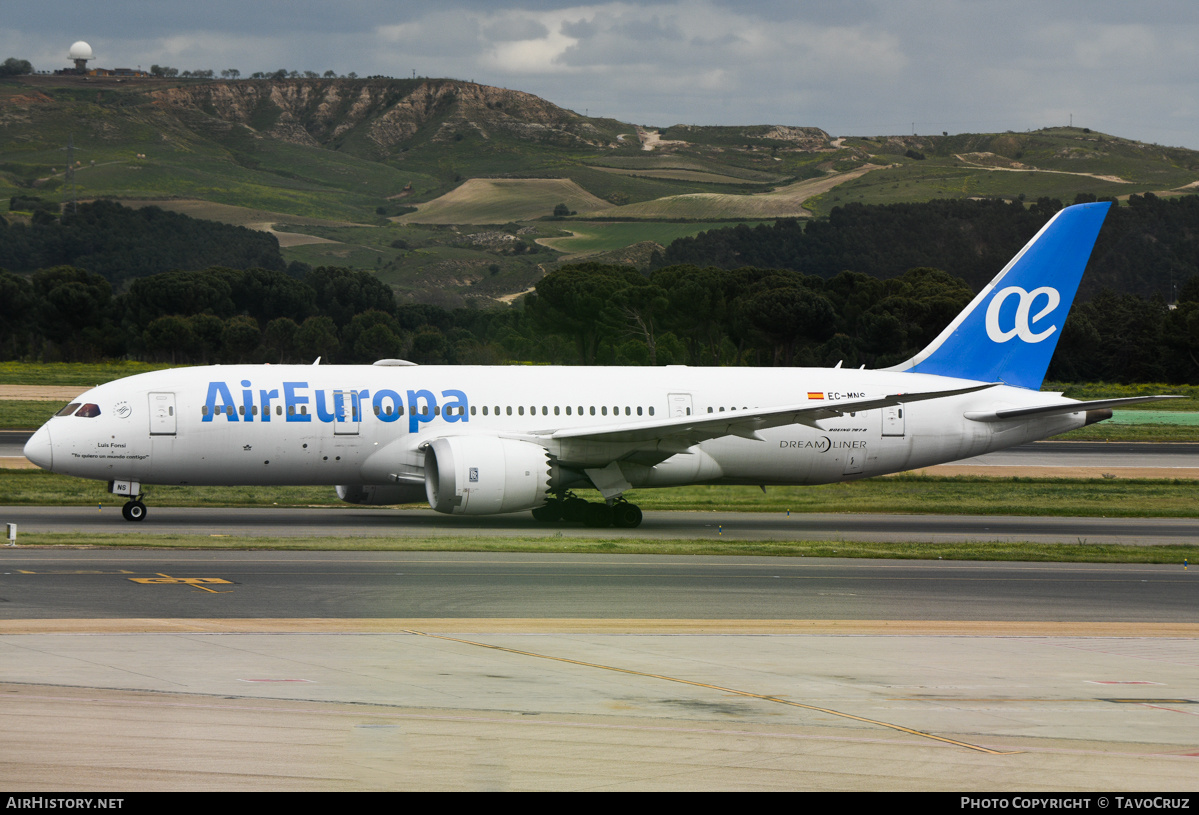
[68,41,94,60]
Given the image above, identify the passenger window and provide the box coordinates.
[277,406,283,416]
[56,403,81,417]
[226,406,234,416]
[590,406,595,415]
[506,406,512,415]
[601,406,607,416]
[554,406,560,415]
[649,407,655,416]
[519,406,525,415]
[542,406,548,415]
[200,405,208,417]
[638,407,643,416]
[566,406,572,415]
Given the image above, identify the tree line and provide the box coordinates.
[654,194,1199,302]
[3,259,1197,384]
[524,262,1199,383]
[1,199,287,286]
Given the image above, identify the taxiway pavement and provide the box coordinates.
[2,550,1197,790]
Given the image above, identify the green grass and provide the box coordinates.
[626,476,1199,517]
[8,531,1199,563]
[805,161,1141,216]
[583,155,788,183]
[2,470,1195,517]
[0,401,69,429]
[1049,381,1199,410]
[0,361,171,386]
[1054,423,1199,441]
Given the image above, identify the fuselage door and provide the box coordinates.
[148,392,177,436]
[882,405,905,437]
[668,392,693,417]
[333,390,361,435]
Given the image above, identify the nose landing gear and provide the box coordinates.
[108,480,147,522]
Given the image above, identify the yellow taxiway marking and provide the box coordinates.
[15,570,135,575]
[127,573,233,593]
[403,628,1018,755]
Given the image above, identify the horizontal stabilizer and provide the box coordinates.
[964,395,1182,422]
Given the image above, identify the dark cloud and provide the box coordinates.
[484,17,550,42]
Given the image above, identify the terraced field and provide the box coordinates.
[587,166,779,186]
[396,178,611,225]
[584,164,884,220]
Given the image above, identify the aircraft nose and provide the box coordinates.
[23,425,53,470]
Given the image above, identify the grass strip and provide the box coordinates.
[10,532,1199,563]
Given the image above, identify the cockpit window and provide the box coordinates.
[75,403,102,418]
[56,403,81,417]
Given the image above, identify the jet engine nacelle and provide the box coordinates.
[424,436,551,515]
[336,483,427,506]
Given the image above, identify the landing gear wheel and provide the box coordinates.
[610,501,643,529]
[122,500,147,522]
[584,502,612,528]
[562,497,589,523]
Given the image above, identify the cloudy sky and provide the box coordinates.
[7,1,1199,148]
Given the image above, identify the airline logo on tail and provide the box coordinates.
[984,286,1061,344]
[890,201,1111,390]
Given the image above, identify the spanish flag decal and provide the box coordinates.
[807,392,824,400]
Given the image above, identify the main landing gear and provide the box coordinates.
[531,492,643,529]
[121,498,147,522]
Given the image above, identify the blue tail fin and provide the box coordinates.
[887,201,1110,390]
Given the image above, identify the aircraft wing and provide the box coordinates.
[964,395,1182,422]
[542,382,996,447]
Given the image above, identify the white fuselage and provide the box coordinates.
[28,364,1084,493]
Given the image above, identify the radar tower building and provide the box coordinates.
[68,41,93,73]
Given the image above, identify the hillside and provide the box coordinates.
[3,74,1199,306]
